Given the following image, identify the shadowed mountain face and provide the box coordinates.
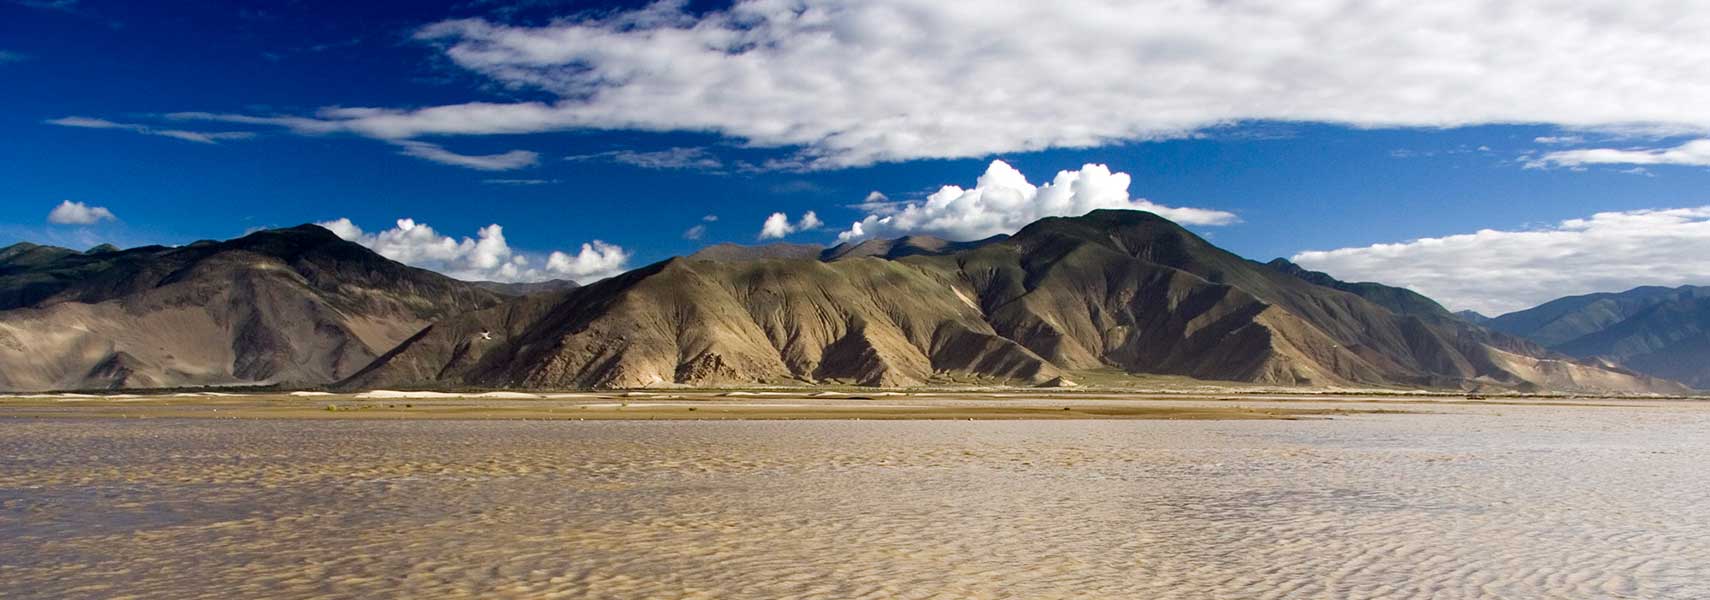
[0,226,505,391]
[1487,286,1710,389]
[686,234,1008,263]
[1263,258,1457,322]
[1455,310,1492,325]
[349,210,1681,393]
[470,279,580,296]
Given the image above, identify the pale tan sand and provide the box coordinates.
[1,400,1707,599]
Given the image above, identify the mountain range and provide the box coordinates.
[1481,286,1710,389]
[0,211,1688,393]
[0,226,504,390]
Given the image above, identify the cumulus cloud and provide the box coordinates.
[758,211,821,240]
[1529,139,1710,169]
[316,217,629,282]
[545,242,630,281]
[566,147,724,171]
[168,1,1710,168]
[394,140,538,171]
[1292,207,1710,315]
[47,116,254,144]
[46,200,117,225]
[838,160,1235,242]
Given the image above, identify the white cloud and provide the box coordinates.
[47,116,254,144]
[483,178,557,185]
[164,111,340,134]
[1292,207,1710,315]
[758,213,794,240]
[394,140,539,171]
[1533,135,1586,145]
[701,214,718,222]
[758,211,821,239]
[838,160,1235,242]
[682,224,707,240]
[46,200,117,225]
[545,241,631,281]
[850,191,902,215]
[316,217,629,282]
[798,211,823,231]
[171,1,1710,168]
[1529,139,1710,169]
[566,147,723,171]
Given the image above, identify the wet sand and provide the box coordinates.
[2,396,1708,598]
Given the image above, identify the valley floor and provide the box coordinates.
[2,395,1707,598]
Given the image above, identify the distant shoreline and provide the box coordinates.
[2,391,1695,422]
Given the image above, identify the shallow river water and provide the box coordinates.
[2,403,1707,599]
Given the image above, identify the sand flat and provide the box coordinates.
[2,398,1708,598]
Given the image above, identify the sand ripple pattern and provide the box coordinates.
[3,405,1709,599]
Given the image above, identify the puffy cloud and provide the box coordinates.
[46,200,117,225]
[545,242,631,281]
[174,1,1710,168]
[798,211,823,231]
[838,160,1235,242]
[46,116,253,144]
[393,140,538,171]
[1529,139,1710,169]
[1292,207,1710,315]
[316,217,629,282]
[758,211,821,239]
[758,213,793,240]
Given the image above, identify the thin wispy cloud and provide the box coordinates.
[1294,207,1710,315]
[0,50,26,64]
[1528,139,1710,170]
[46,116,254,144]
[168,1,1710,168]
[483,178,558,185]
[566,147,724,171]
[14,0,78,11]
[393,140,538,171]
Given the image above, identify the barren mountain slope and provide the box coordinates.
[350,210,1682,393]
[348,256,1059,389]
[0,226,504,391]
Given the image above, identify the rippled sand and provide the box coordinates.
[3,400,1708,598]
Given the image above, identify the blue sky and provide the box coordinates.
[5,0,1710,314]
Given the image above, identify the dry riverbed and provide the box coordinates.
[2,393,1707,599]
